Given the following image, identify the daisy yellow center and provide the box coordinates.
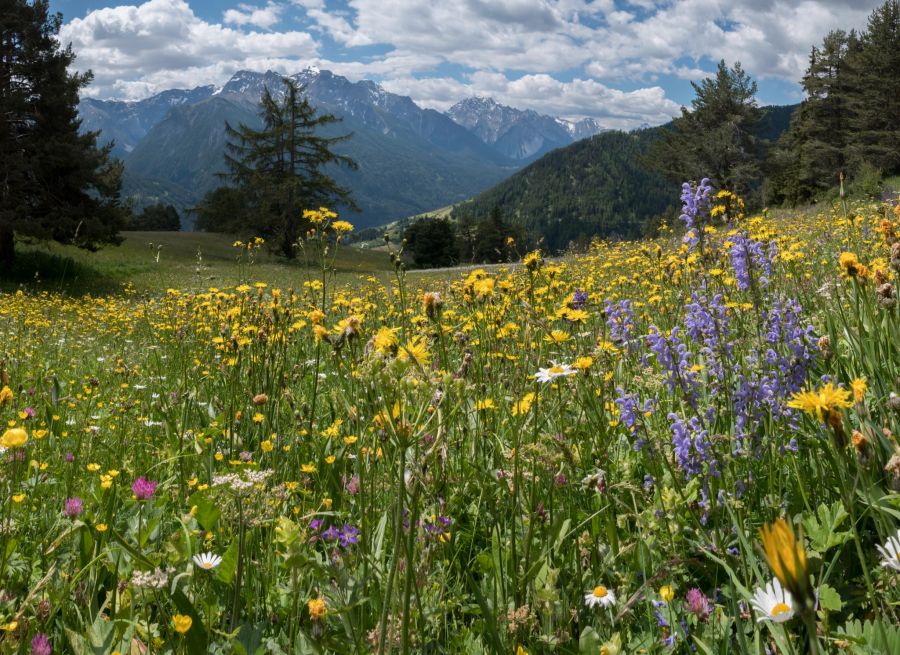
[770,602,791,617]
[549,366,565,375]
[201,562,214,569]
[593,585,608,598]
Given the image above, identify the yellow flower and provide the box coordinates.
[851,378,867,403]
[86,463,100,472]
[838,251,869,279]
[96,523,108,532]
[475,398,495,411]
[12,493,25,503]
[544,329,569,344]
[261,439,274,453]
[172,614,192,634]
[512,392,535,416]
[398,336,430,367]
[308,597,327,620]
[787,383,852,422]
[759,518,812,604]
[301,463,317,474]
[372,327,399,354]
[659,585,675,602]
[331,220,354,233]
[0,428,27,449]
[0,386,12,404]
[516,646,528,655]
[574,356,593,370]
[252,412,265,424]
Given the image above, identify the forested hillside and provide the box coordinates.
[451,103,797,253]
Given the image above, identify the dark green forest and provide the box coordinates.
[443,102,795,257]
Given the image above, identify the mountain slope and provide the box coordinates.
[446,96,605,162]
[453,104,800,252]
[79,86,216,157]
[453,129,673,252]
[82,70,519,229]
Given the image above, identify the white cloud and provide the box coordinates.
[381,72,681,129]
[61,0,318,99]
[223,2,283,30]
[60,0,887,128]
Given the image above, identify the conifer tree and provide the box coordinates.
[849,0,900,172]
[649,60,761,196]
[0,0,126,266]
[218,77,357,257]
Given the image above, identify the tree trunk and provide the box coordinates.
[0,226,14,269]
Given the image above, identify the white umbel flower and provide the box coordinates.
[192,552,222,570]
[750,578,795,623]
[584,584,616,609]
[876,528,900,572]
[534,363,577,383]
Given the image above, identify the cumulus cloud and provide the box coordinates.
[223,2,284,29]
[61,0,318,99]
[60,0,885,128]
[381,72,680,129]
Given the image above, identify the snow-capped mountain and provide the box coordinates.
[447,97,606,161]
[79,86,216,155]
[79,69,517,228]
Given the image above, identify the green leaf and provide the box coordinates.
[817,583,843,612]
[216,539,239,584]
[189,493,221,531]
[802,502,851,553]
[171,588,210,653]
[578,626,601,654]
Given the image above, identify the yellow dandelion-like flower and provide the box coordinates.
[759,518,812,605]
[544,330,569,344]
[787,382,852,422]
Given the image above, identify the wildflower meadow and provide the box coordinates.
[2,193,900,654]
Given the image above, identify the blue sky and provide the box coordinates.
[53,0,883,129]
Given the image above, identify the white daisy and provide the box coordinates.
[876,528,900,572]
[750,578,795,623]
[584,584,616,609]
[534,363,577,383]
[192,552,222,570]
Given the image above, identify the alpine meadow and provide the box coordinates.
[4,1,900,654]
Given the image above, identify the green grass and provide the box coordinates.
[3,231,394,295]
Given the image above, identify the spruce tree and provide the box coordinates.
[849,0,900,172]
[218,77,357,257]
[0,0,126,266]
[649,60,762,195]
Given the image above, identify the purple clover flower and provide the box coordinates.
[64,497,83,518]
[131,477,157,500]
[685,588,711,620]
[31,634,52,655]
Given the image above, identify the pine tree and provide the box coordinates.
[649,60,762,195]
[849,0,900,172]
[403,217,457,269]
[767,30,860,204]
[218,77,357,257]
[0,0,126,266]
